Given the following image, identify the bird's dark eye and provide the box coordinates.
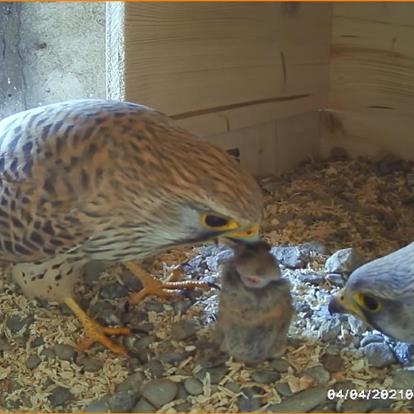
[204,214,229,228]
[361,294,381,312]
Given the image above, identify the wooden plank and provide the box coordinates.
[320,109,414,159]
[207,112,320,176]
[330,8,414,115]
[107,2,331,135]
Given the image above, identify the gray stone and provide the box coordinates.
[184,378,204,396]
[195,365,229,384]
[341,399,372,412]
[124,335,155,356]
[83,261,106,284]
[393,342,414,365]
[176,383,189,400]
[269,358,290,372]
[48,386,74,407]
[107,390,139,413]
[251,370,280,384]
[324,248,364,274]
[100,282,129,299]
[26,354,41,369]
[304,365,330,385]
[159,351,187,364]
[54,344,76,361]
[40,347,56,359]
[31,336,45,348]
[170,319,199,341]
[360,334,385,347]
[275,382,292,397]
[133,398,157,413]
[392,369,414,390]
[173,298,193,314]
[270,246,309,269]
[140,379,178,408]
[175,402,191,412]
[116,372,145,393]
[325,273,345,287]
[84,397,110,412]
[363,342,396,368]
[143,360,164,378]
[80,357,103,373]
[237,388,262,412]
[266,386,327,412]
[6,314,34,334]
[225,382,241,394]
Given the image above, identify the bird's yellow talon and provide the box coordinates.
[64,297,130,356]
[125,262,214,305]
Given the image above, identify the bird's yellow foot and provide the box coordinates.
[124,262,216,305]
[63,297,130,356]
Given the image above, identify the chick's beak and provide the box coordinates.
[328,289,366,321]
[224,224,260,242]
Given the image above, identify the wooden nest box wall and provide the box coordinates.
[106,3,413,176]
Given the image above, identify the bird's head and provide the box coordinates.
[116,107,263,250]
[328,242,414,343]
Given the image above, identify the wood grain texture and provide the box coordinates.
[325,3,414,159]
[107,3,331,136]
[208,112,320,176]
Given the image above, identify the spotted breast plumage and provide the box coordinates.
[0,99,263,354]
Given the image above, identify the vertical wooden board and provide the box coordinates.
[206,112,320,176]
[107,2,331,123]
[320,109,414,159]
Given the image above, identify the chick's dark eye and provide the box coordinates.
[362,295,380,311]
[204,215,229,228]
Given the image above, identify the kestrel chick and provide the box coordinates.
[0,99,263,354]
[215,241,293,363]
[329,242,414,343]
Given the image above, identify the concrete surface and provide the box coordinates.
[0,2,105,119]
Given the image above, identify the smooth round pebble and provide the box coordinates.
[275,382,292,397]
[266,386,327,412]
[225,382,241,394]
[107,390,139,413]
[41,347,55,359]
[159,351,187,364]
[184,378,204,396]
[324,248,364,274]
[304,365,330,385]
[251,370,280,384]
[140,379,178,408]
[84,398,109,412]
[6,314,34,334]
[81,358,103,373]
[48,386,74,407]
[363,342,396,368]
[116,372,145,393]
[31,336,45,348]
[237,388,262,412]
[54,344,76,361]
[133,398,157,413]
[269,358,290,372]
[143,360,164,378]
[26,355,41,369]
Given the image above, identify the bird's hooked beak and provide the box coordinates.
[328,288,367,322]
[223,224,260,243]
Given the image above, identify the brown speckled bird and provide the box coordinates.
[0,99,262,355]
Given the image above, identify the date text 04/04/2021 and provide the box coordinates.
[327,388,414,400]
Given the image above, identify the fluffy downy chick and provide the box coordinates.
[215,241,293,363]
